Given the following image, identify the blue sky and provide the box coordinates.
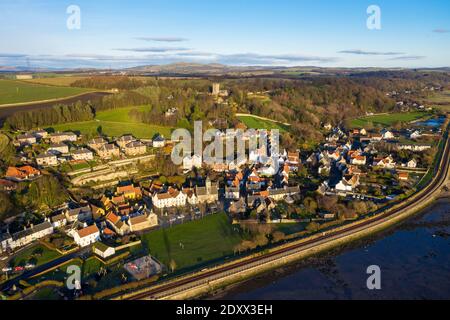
[0,0,449,69]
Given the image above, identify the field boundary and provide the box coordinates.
[235,113,291,127]
[0,91,101,108]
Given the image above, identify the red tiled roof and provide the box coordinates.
[77,225,99,238]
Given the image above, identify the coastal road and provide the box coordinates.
[124,132,450,300]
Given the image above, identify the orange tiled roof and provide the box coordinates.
[106,212,120,224]
[77,225,99,238]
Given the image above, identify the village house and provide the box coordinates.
[48,143,69,155]
[49,132,77,144]
[65,205,93,223]
[93,242,116,259]
[182,188,198,205]
[280,164,290,186]
[128,211,158,232]
[2,221,54,251]
[407,159,418,168]
[286,151,300,170]
[116,184,142,200]
[195,177,219,203]
[398,172,409,181]
[97,143,120,159]
[73,224,100,247]
[183,154,202,171]
[88,137,108,151]
[16,133,37,146]
[152,135,166,148]
[105,212,130,236]
[32,130,48,139]
[72,148,94,161]
[373,155,396,169]
[410,130,421,139]
[228,198,247,215]
[152,187,187,208]
[335,175,360,192]
[116,135,136,149]
[5,166,41,181]
[211,162,228,172]
[89,203,105,220]
[268,185,300,201]
[51,213,67,228]
[36,153,58,166]
[225,185,240,200]
[381,130,395,140]
[123,141,147,156]
[351,155,367,166]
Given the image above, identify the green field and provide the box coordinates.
[350,112,428,128]
[424,90,450,112]
[0,79,92,105]
[237,114,289,132]
[49,106,172,139]
[141,213,244,271]
[9,244,61,268]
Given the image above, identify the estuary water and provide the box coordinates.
[216,199,450,300]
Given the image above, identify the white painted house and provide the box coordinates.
[73,225,100,247]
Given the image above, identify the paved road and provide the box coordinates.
[124,132,450,300]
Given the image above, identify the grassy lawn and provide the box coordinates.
[95,105,150,122]
[0,79,92,105]
[83,257,104,277]
[351,112,428,128]
[238,115,289,132]
[9,244,61,268]
[48,106,172,139]
[275,223,306,235]
[141,213,244,271]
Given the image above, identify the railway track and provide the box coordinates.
[124,133,450,300]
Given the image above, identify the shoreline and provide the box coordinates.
[207,197,450,300]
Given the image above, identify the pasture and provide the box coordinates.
[350,112,428,128]
[49,106,171,139]
[0,80,91,105]
[237,114,289,132]
[140,213,244,271]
